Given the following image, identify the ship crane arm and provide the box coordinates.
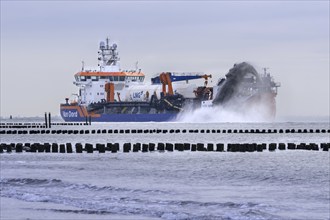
[151,73,213,84]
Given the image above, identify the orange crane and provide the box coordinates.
[160,72,174,96]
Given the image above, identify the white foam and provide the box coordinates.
[176,105,271,123]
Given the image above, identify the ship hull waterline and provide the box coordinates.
[60,94,276,122]
[60,105,178,122]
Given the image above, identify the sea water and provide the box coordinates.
[0,119,329,220]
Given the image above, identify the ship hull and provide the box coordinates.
[60,105,177,122]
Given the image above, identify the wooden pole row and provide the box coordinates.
[1,128,329,135]
[1,142,329,153]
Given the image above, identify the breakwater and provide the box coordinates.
[1,127,329,135]
[1,142,329,153]
[1,121,329,154]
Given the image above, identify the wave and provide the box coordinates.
[0,178,282,220]
[1,178,62,186]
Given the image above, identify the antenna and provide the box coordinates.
[135,61,138,71]
[81,61,85,71]
[262,67,269,75]
[106,37,110,49]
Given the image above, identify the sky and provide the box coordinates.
[0,1,329,119]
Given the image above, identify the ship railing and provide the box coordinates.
[169,72,205,76]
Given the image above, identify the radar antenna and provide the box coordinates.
[98,37,120,67]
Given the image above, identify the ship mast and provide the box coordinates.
[98,37,120,70]
[262,67,269,76]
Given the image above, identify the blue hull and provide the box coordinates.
[60,107,177,122]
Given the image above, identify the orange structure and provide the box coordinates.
[160,72,174,96]
[105,82,115,102]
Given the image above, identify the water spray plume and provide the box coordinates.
[177,62,278,123]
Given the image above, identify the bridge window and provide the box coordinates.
[91,76,98,81]
[80,76,86,81]
[119,76,125,81]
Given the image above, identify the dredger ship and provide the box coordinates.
[60,38,280,122]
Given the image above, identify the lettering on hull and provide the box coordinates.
[62,110,78,118]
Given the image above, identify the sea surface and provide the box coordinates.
[0,118,329,220]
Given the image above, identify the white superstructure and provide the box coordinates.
[71,37,206,106]
[73,38,147,105]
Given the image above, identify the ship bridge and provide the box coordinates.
[71,37,147,105]
[74,71,145,83]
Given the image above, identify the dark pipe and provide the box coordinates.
[207,143,214,151]
[269,143,276,151]
[165,143,173,152]
[157,143,165,151]
[75,143,83,153]
[66,143,73,153]
[278,143,286,150]
[216,143,224,152]
[238,144,246,152]
[37,144,46,153]
[6,144,12,153]
[16,143,23,153]
[133,143,141,152]
[197,143,205,151]
[96,143,105,153]
[114,143,119,152]
[48,112,51,128]
[184,143,190,151]
[149,143,155,152]
[30,143,37,152]
[85,143,94,153]
[248,143,256,152]
[321,143,329,151]
[123,143,131,152]
[59,144,65,153]
[311,143,319,151]
[256,144,263,152]
[52,143,58,153]
[44,112,48,128]
[287,143,296,150]
[175,143,184,151]
[142,144,149,152]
